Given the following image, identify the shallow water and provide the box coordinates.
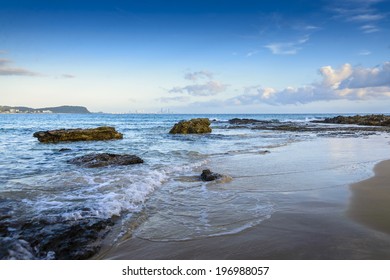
[1,113,389,259]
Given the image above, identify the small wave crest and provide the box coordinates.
[133,180,274,241]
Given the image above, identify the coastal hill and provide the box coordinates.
[0,105,91,114]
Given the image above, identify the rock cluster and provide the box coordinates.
[229,118,267,125]
[169,118,212,134]
[67,153,144,168]
[33,126,123,143]
[313,114,390,126]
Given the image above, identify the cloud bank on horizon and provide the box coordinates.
[227,62,390,106]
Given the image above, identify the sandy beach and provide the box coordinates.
[97,146,390,260]
[97,172,390,260]
[348,160,390,235]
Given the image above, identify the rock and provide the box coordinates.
[33,126,123,143]
[200,169,223,181]
[19,218,114,259]
[58,148,72,152]
[68,153,144,168]
[229,118,266,125]
[169,118,212,134]
[313,114,390,126]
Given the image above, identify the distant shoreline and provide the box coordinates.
[0,105,91,114]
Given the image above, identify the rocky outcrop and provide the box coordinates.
[313,114,390,126]
[229,118,267,125]
[200,169,223,181]
[169,118,212,134]
[33,126,123,143]
[67,153,144,168]
[21,218,114,260]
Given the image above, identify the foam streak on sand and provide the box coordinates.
[348,160,390,234]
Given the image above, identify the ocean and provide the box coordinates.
[1,113,390,259]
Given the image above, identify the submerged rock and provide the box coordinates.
[313,114,390,126]
[169,118,212,134]
[33,126,123,143]
[18,218,114,260]
[68,153,144,168]
[200,169,223,181]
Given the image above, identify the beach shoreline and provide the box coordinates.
[2,113,390,260]
[348,160,390,235]
[96,157,390,260]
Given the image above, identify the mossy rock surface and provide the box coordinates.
[169,118,212,134]
[33,126,123,143]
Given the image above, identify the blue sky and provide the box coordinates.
[1,0,390,113]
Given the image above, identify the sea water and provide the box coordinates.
[1,113,389,259]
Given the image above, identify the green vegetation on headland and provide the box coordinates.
[0,105,90,114]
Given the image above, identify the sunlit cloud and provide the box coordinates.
[226,61,390,105]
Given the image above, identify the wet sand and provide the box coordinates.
[348,160,390,235]
[95,139,390,260]
[96,160,390,260]
[98,210,390,260]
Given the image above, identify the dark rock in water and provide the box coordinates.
[169,118,212,134]
[312,114,390,126]
[59,148,72,152]
[33,126,123,143]
[18,218,114,259]
[200,169,223,181]
[229,118,266,125]
[68,153,144,168]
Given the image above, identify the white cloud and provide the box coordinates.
[360,24,380,33]
[184,70,214,81]
[169,80,228,96]
[62,74,75,78]
[358,50,372,55]
[0,58,11,66]
[348,13,385,22]
[265,36,309,55]
[330,0,386,33]
[158,96,191,103]
[227,62,390,105]
[246,50,259,57]
[338,62,390,89]
[167,70,228,97]
[319,64,353,88]
[304,25,320,31]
